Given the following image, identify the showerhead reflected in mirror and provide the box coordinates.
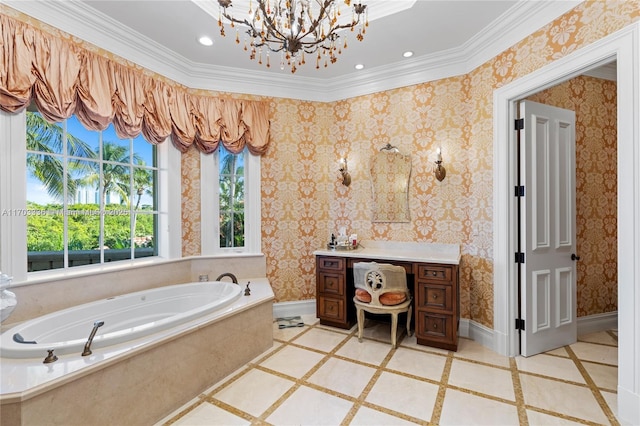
[370,148,411,223]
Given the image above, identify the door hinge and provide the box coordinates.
[515,118,524,130]
[514,185,525,197]
[515,318,525,331]
[515,252,525,263]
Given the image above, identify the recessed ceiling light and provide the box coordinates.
[403,51,414,58]
[198,36,214,46]
[354,64,365,70]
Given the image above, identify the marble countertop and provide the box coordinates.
[313,240,461,265]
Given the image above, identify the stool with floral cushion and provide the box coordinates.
[353,262,412,348]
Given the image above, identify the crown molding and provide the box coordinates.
[2,0,584,102]
[463,0,582,72]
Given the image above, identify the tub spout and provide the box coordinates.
[215,273,238,284]
[81,320,104,356]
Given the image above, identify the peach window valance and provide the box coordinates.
[0,13,270,155]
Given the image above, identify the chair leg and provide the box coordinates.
[356,307,365,343]
[390,313,398,349]
[407,306,413,337]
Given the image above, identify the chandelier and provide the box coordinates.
[216,0,368,73]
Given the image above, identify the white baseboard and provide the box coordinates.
[273,299,316,319]
[577,311,618,335]
[618,384,640,426]
[460,318,495,350]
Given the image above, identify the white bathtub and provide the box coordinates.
[0,281,242,359]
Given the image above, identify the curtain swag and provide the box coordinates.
[0,13,270,155]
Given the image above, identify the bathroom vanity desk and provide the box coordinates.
[313,241,461,351]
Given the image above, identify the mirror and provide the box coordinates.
[369,149,412,223]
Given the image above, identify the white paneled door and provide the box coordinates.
[519,100,577,357]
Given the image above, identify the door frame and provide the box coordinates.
[493,22,640,424]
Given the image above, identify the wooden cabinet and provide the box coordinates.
[315,253,459,351]
[316,256,354,329]
[415,263,459,351]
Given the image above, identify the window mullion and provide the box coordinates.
[99,131,104,264]
[129,137,134,260]
[62,121,69,268]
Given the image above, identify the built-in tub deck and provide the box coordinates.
[0,278,274,426]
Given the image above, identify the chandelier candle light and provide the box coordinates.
[217,0,368,73]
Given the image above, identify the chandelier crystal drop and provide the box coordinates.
[217,0,368,73]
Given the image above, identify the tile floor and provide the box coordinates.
[159,316,619,425]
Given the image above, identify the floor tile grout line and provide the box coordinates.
[429,352,453,425]
[510,356,530,426]
[443,383,520,407]
[518,369,594,388]
[577,338,618,348]
[184,323,320,425]
[565,344,620,426]
[280,322,428,424]
[251,322,357,424]
[164,326,619,426]
[451,353,514,371]
[524,405,611,426]
[161,398,209,426]
[204,397,259,424]
[340,345,428,425]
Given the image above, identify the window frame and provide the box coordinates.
[200,147,262,255]
[0,109,181,284]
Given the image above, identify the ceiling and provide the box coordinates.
[5,0,585,101]
[83,0,519,78]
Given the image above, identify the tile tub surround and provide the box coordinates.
[2,254,267,326]
[161,321,619,426]
[0,279,274,426]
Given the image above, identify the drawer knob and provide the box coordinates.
[433,323,438,329]
[432,271,437,276]
[433,294,438,299]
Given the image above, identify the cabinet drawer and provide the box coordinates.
[416,312,454,342]
[417,283,453,311]
[317,257,345,271]
[416,264,453,282]
[317,296,346,322]
[317,272,345,296]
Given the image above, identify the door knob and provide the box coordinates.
[571,253,581,261]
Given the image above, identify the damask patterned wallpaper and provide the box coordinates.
[6,0,635,330]
[527,76,618,317]
[181,0,637,329]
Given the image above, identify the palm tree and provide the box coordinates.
[82,142,142,208]
[26,112,96,202]
[132,161,153,211]
[131,161,154,240]
[219,150,245,247]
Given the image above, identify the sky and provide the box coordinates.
[27,114,156,208]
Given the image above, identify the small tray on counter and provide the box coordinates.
[327,243,359,251]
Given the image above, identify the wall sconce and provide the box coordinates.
[434,148,446,182]
[339,157,351,187]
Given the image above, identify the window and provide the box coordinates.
[219,147,245,248]
[25,110,158,271]
[1,108,179,283]
[201,145,261,254]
